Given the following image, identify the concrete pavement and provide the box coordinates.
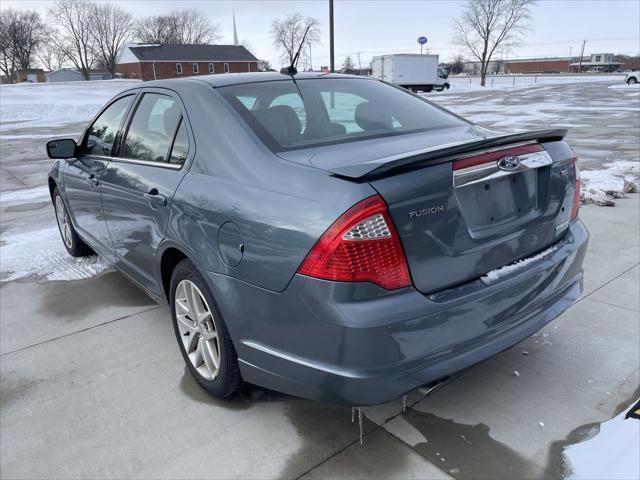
[1,196,637,479]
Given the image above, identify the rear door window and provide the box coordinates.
[121,93,182,163]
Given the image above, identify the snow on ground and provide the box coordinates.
[0,185,51,205]
[563,403,640,480]
[0,221,110,282]
[580,161,640,204]
[0,79,140,131]
[443,74,625,94]
[609,83,640,91]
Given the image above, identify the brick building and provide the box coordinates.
[505,58,571,74]
[116,44,258,81]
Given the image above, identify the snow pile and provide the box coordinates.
[563,404,640,479]
[0,80,140,131]
[0,223,110,282]
[481,246,558,284]
[581,160,640,205]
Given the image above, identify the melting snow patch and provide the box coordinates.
[0,223,109,282]
[481,246,558,284]
[0,186,51,205]
[564,404,640,479]
[609,83,640,90]
[581,160,640,205]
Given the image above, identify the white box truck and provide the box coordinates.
[372,54,450,92]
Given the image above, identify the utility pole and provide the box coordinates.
[577,40,586,73]
[357,52,361,75]
[329,0,335,72]
[309,44,313,71]
[568,46,573,73]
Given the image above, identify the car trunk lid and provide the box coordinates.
[281,126,575,294]
[369,139,577,294]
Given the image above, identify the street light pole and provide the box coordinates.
[329,0,335,72]
[577,40,586,73]
[568,46,573,73]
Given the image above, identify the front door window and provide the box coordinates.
[85,95,133,156]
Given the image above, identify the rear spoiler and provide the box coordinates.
[331,128,567,180]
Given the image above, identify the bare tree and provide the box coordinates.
[270,13,319,67]
[342,55,356,74]
[256,59,272,72]
[453,0,534,86]
[0,10,17,77]
[48,0,95,80]
[90,3,134,76]
[0,9,46,79]
[36,30,68,71]
[240,39,254,55]
[135,10,220,45]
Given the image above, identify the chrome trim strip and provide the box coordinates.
[110,156,183,170]
[454,150,553,188]
[452,141,539,162]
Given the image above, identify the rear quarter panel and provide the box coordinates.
[162,83,376,292]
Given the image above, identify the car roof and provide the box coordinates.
[142,71,369,89]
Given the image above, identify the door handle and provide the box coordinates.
[144,189,167,208]
[86,174,99,189]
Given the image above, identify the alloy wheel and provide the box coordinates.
[55,195,73,249]
[175,279,221,380]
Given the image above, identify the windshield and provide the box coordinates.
[219,78,466,151]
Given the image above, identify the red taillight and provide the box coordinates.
[571,155,581,220]
[297,195,411,290]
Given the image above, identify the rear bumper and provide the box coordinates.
[201,219,588,406]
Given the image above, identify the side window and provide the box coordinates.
[208,63,214,74]
[121,93,182,164]
[192,63,199,74]
[224,63,230,73]
[269,93,306,130]
[176,63,183,74]
[85,95,133,156]
[320,91,367,133]
[169,120,189,165]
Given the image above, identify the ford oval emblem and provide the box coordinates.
[497,155,521,171]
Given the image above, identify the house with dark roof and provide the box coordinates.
[116,44,258,81]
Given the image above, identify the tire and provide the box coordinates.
[169,259,242,398]
[52,187,92,257]
[444,83,450,90]
[627,77,638,85]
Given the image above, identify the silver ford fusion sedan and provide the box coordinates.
[47,72,588,406]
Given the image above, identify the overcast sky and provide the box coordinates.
[3,0,639,68]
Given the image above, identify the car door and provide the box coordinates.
[100,89,192,295]
[64,93,136,260]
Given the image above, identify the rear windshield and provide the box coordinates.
[219,78,467,151]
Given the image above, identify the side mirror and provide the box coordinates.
[47,138,77,159]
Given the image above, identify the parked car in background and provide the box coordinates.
[625,71,639,84]
[47,72,588,406]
